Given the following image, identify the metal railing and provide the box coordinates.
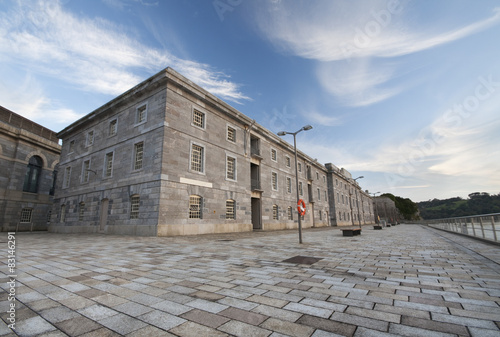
[423,213,500,243]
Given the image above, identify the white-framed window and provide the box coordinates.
[192,109,205,129]
[190,142,205,173]
[60,204,66,222]
[136,104,147,125]
[286,177,292,193]
[299,181,303,196]
[271,148,277,162]
[82,160,91,183]
[63,166,71,189]
[69,140,75,153]
[104,152,114,177]
[226,155,236,180]
[271,172,278,190]
[227,125,236,142]
[134,142,144,170]
[272,205,279,220]
[189,195,202,219]
[287,206,293,220]
[86,130,94,147]
[109,119,117,136]
[286,156,291,168]
[20,208,33,223]
[79,202,85,221]
[130,195,140,219]
[226,199,235,220]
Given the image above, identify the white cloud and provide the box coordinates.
[0,1,250,104]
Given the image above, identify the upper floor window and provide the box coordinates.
[271,148,277,162]
[189,195,202,219]
[69,140,75,153]
[63,166,71,189]
[82,160,91,183]
[226,156,236,180]
[286,156,291,168]
[271,172,278,190]
[227,126,236,142]
[136,104,147,124]
[134,142,144,170]
[286,177,292,193]
[226,199,235,220]
[109,119,117,136]
[86,130,94,147]
[298,163,302,172]
[190,143,204,173]
[299,181,303,196]
[104,152,114,177]
[192,109,205,129]
[23,156,42,193]
[317,188,321,200]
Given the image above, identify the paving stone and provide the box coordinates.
[125,325,177,336]
[217,296,259,310]
[296,314,357,336]
[218,320,272,337]
[39,306,80,323]
[219,307,268,325]
[55,316,102,336]
[98,313,148,335]
[401,315,469,335]
[138,309,186,331]
[78,304,119,321]
[14,316,56,336]
[283,302,333,318]
[330,312,389,332]
[247,295,289,308]
[170,321,229,337]
[185,298,229,313]
[180,309,230,328]
[252,304,303,322]
[389,323,457,337]
[152,299,192,315]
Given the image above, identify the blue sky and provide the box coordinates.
[1,0,500,202]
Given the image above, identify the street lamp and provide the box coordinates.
[349,176,363,228]
[277,125,313,244]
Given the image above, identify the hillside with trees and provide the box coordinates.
[381,193,419,220]
[417,192,500,219]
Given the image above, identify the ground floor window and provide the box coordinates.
[226,199,235,220]
[273,205,279,220]
[20,208,33,223]
[130,195,140,219]
[189,195,202,219]
[288,206,293,220]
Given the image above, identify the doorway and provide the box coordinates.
[99,199,109,231]
[251,197,261,230]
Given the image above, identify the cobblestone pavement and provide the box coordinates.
[1,224,499,337]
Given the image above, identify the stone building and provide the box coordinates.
[373,196,400,224]
[0,106,61,232]
[49,68,338,236]
[326,164,375,227]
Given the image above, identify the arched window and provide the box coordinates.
[23,156,43,193]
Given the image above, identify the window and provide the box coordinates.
[190,143,204,173]
[105,152,114,177]
[317,188,321,200]
[69,140,75,153]
[316,172,319,180]
[134,142,144,170]
[286,177,292,193]
[86,130,94,147]
[271,148,277,161]
[79,202,85,221]
[298,163,302,172]
[23,156,42,193]
[109,119,117,136]
[63,166,71,188]
[50,166,58,196]
[136,104,147,124]
[272,205,279,220]
[299,182,303,196]
[227,126,236,142]
[226,156,236,180]
[20,208,33,223]
[60,204,66,222]
[325,191,327,201]
[319,210,322,220]
[192,109,205,128]
[226,200,235,220]
[82,160,90,183]
[287,206,293,220]
[189,195,202,219]
[271,172,278,190]
[130,195,140,219]
[337,192,340,203]
[286,156,291,168]
[47,211,52,224]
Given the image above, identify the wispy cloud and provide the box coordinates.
[253,1,500,107]
[0,1,250,104]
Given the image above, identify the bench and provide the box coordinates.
[341,228,361,237]
[373,225,383,230]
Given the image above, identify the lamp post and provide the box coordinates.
[278,125,313,244]
[349,176,363,228]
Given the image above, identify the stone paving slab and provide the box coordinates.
[1,224,500,336]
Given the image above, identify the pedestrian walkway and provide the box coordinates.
[1,224,499,336]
